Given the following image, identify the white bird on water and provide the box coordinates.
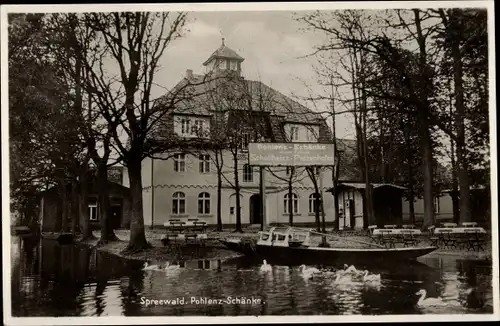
[343,264,360,275]
[333,272,352,285]
[143,262,161,271]
[299,264,321,279]
[260,260,272,272]
[164,262,181,271]
[415,289,447,307]
[362,270,381,283]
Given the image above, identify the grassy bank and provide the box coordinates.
[77,228,258,264]
[76,227,493,263]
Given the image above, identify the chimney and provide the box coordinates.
[186,69,193,79]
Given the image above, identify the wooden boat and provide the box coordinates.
[220,227,437,265]
[41,232,74,244]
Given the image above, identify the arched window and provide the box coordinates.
[198,192,211,215]
[172,192,186,214]
[284,193,299,214]
[309,193,322,214]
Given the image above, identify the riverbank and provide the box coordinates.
[76,228,493,263]
[77,228,256,263]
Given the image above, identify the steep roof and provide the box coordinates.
[161,74,326,126]
[336,138,360,181]
[203,43,244,66]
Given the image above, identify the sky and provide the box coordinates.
[150,11,356,139]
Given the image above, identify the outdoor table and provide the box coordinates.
[164,221,186,232]
[377,230,396,248]
[193,221,207,232]
[434,227,486,234]
[373,229,422,248]
[434,227,486,250]
[442,222,458,228]
[373,229,422,235]
[434,229,457,248]
[384,225,398,229]
[461,222,478,227]
[463,230,486,251]
[368,225,378,236]
[400,230,420,247]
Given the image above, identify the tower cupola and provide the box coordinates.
[203,38,244,76]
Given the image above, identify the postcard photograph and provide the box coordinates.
[2,1,498,325]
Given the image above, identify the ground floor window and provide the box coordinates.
[198,192,211,214]
[89,203,98,221]
[172,192,186,214]
[309,193,322,214]
[284,193,299,214]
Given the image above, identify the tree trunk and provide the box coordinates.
[233,154,243,232]
[456,147,471,223]
[309,169,321,233]
[407,159,416,224]
[97,163,117,244]
[414,9,435,230]
[71,178,79,235]
[420,116,435,229]
[126,158,150,250]
[79,166,92,240]
[59,176,68,233]
[450,136,460,224]
[450,16,472,223]
[314,195,321,233]
[288,170,294,226]
[216,171,223,231]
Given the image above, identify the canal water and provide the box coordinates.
[10,236,494,316]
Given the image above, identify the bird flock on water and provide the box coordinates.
[258,260,484,309]
[141,259,485,309]
[260,260,381,287]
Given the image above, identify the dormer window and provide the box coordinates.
[181,118,190,135]
[192,119,204,136]
[175,115,210,138]
[290,126,299,141]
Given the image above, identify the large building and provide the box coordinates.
[139,41,338,228]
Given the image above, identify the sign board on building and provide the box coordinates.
[248,143,336,166]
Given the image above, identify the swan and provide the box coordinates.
[415,289,448,307]
[299,264,321,279]
[260,260,272,272]
[363,270,381,283]
[143,262,161,271]
[333,272,352,285]
[343,264,361,275]
[164,262,181,271]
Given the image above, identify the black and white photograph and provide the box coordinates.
[2,1,498,324]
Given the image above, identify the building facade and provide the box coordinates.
[402,187,491,226]
[40,169,132,232]
[140,41,337,228]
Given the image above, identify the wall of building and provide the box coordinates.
[142,151,336,227]
[402,195,453,223]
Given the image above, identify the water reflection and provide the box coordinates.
[10,236,494,317]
